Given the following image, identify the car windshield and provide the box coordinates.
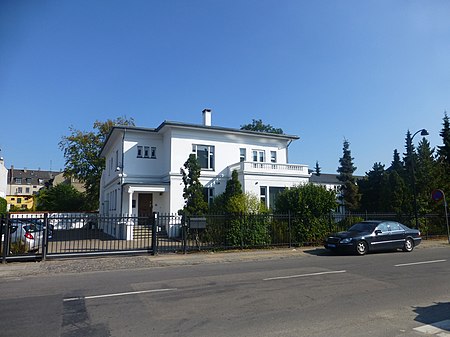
[348,222,378,233]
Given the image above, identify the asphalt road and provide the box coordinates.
[1,244,449,337]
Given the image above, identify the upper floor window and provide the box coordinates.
[15,177,22,184]
[192,144,215,170]
[252,150,265,162]
[240,148,246,162]
[144,146,150,158]
[38,179,44,185]
[137,145,156,159]
[270,151,277,163]
[17,187,23,194]
[25,178,31,184]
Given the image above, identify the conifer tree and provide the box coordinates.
[180,154,208,216]
[359,162,386,212]
[337,139,360,211]
[416,138,437,214]
[314,161,321,176]
[438,112,450,166]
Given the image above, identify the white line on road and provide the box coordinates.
[63,288,177,302]
[263,270,347,281]
[413,319,450,334]
[394,259,446,267]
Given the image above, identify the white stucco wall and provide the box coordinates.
[0,159,7,199]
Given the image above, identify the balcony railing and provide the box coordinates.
[228,161,310,176]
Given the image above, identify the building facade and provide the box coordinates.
[99,110,311,218]
[6,167,60,210]
[0,157,7,199]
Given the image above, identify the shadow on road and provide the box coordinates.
[413,302,450,330]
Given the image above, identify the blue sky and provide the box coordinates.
[1,0,449,175]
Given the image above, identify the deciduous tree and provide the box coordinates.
[240,119,283,134]
[59,116,135,210]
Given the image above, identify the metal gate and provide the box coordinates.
[1,213,160,262]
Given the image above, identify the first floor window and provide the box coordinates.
[269,187,285,210]
[203,188,214,205]
[192,144,215,170]
[151,147,156,159]
[260,186,267,205]
[137,146,143,158]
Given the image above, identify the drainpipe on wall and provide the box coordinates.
[286,139,293,163]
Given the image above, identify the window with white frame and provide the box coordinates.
[137,146,143,158]
[151,147,156,159]
[240,148,246,162]
[252,150,265,162]
[192,144,215,170]
[270,151,277,163]
[203,187,214,205]
[260,186,267,205]
[144,146,150,158]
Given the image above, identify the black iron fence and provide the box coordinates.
[1,211,448,262]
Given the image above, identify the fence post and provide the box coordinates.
[183,216,187,254]
[1,214,7,264]
[41,213,48,261]
[151,213,158,256]
[288,211,292,248]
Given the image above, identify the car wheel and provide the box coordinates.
[402,238,414,252]
[356,240,368,255]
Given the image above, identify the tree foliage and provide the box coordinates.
[59,116,135,210]
[275,183,337,243]
[240,119,283,134]
[337,139,360,211]
[36,184,87,211]
[180,154,208,216]
[0,197,6,216]
[314,161,321,175]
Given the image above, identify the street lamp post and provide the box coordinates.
[411,128,429,229]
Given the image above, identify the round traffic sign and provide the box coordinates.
[431,189,445,202]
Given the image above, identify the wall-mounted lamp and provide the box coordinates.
[255,182,259,185]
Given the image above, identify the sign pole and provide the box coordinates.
[444,193,450,244]
[431,189,450,244]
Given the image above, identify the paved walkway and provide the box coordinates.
[1,238,448,279]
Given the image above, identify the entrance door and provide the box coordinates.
[138,194,153,217]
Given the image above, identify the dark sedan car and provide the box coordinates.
[324,220,421,255]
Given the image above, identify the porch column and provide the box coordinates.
[127,189,133,215]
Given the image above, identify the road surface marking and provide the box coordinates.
[413,319,450,335]
[394,259,446,267]
[263,270,346,281]
[63,288,177,302]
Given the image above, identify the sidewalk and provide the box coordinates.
[1,238,448,279]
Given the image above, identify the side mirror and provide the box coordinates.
[375,229,382,235]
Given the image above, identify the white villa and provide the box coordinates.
[99,109,311,219]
